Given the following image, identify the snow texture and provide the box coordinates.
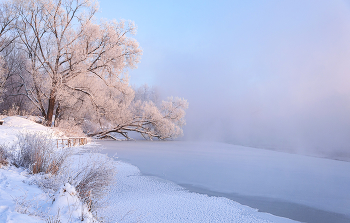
[50,183,95,222]
[100,161,296,223]
[0,166,46,222]
[0,116,58,147]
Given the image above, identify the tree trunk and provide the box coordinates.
[33,78,47,118]
[54,102,60,127]
[46,92,56,126]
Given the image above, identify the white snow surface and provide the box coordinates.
[0,116,298,222]
[0,116,96,222]
[0,166,46,223]
[100,161,296,223]
[0,116,62,147]
[50,183,95,222]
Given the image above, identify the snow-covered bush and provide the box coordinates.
[10,132,71,174]
[1,104,35,117]
[12,180,99,223]
[0,145,8,167]
[2,104,21,116]
[50,183,97,222]
[31,153,117,217]
[2,130,116,220]
[66,154,117,213]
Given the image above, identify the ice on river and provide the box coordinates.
[100,160,296,223]
[100,140,350,223]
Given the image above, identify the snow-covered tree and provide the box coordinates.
[133,84,160,104]
[87,96,188,140]
[0,61,5,102]
[0,0,188,140]
[0,0,17,52]
[12,0,142,125]
[57,75,188,140]
[0,47,36,112]
[0,0,18,102]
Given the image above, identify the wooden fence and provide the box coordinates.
[56,137,88,148]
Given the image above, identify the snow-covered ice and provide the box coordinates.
[100,161,296,223]
[100,140,350,223]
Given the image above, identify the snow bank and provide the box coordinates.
[0,116,62,147]
[0,116,97,222]
[0,166,97,223]
[2,116,46,130]
[0,166,46,223]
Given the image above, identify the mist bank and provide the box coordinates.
[149,0,350,157]
[155,53,350,157]
[157,66,350,158]
[181,91,350,159]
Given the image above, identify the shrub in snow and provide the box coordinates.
[10,132,72,174]
[31,153,116,219]
[50,183,97,222]
[66,154,117,214]
[0,145,9,167]
[3,131,116,220]
[1,104,32,116]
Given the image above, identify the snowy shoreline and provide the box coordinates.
[99,160,297,223]
[100,140,350,223]
[1,117,348,222]
[179,183,350,223]
[0,116,297,222]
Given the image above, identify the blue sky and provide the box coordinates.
[97,0,245,85]
[97,0,350,153]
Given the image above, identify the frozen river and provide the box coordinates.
[99,140,350,223]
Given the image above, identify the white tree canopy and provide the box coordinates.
[0,0,188,140]
[12,0,141,125]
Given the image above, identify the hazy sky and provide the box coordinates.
[98,0,350,154]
